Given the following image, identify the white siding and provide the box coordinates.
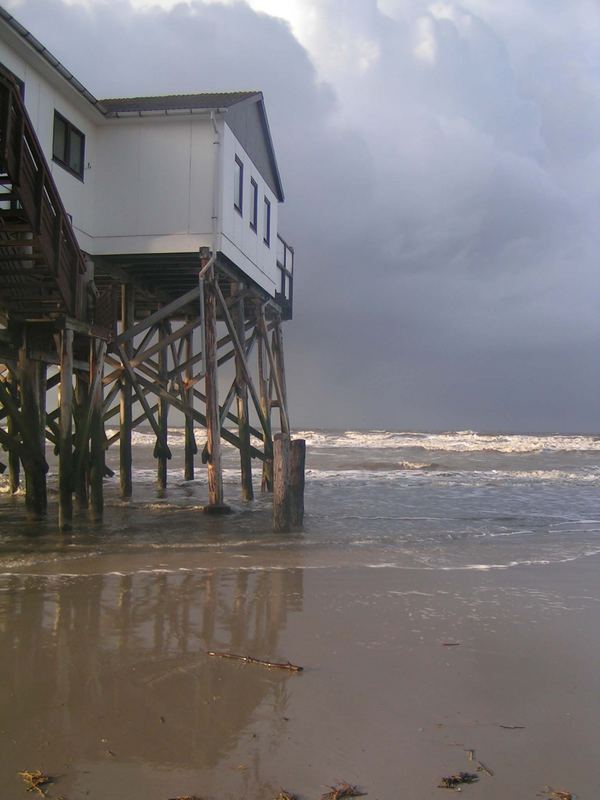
[92,115,214,255]
[219,122,279,296]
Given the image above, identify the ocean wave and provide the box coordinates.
[304,467,600,485]
[294,429,600,453]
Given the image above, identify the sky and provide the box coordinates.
[5,0,600,432]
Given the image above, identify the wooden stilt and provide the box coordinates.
[203,271,226,511]
[233,287,253,501]
[157,322,168,490]
[272,319,289,432]
[257,312,273,492]
[18,344,47,518]
[89,339,105,521]
[273,432,290,532]
[183,321,196,481]
[289,438,306,528]
[7,373,19,493]
[74,370,89,510]
[58,328,73,530]
[119,284,134,499]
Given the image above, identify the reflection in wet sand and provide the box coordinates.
[0,568,303,785]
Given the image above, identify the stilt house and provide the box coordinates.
[0,8,299,528]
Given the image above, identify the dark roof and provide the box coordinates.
[100,92,260,115]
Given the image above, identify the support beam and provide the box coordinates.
[289,438,306,528]
[58,328,73,530]
[157,322,168,490]
[120,283,134,498]
[89,339,105,521]
[184,320,196,481]
[7,374,19,493]
[18,345,47,518]
[232,286,253,501]
[203,274,225,509]
[257,315,273,492]
[273,432,290,532]
[73,370,89,509]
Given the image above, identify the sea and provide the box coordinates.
[1,428,600,573]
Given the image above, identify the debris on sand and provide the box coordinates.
[476,761,494,777]
[17,771,53,796]
[541,789,575,800]
[206,651,303,671]
[438,772,479,790]
[321,781,367,800]
[275,790,298,800]
[167,795,203,800]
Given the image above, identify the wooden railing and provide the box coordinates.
[0,64,86,318]
[276,233,294,320]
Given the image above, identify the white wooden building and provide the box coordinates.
[0,7,300,526]
[0,6,294,310]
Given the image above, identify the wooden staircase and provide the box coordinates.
[0,64,86,321]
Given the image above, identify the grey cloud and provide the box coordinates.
[7,0,600,432]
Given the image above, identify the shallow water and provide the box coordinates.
[1,430,600,799]
[1,428,599,573]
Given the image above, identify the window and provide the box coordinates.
[263,196,271,246]
[234,156,243,214]
[250,178,258,231]
[52,111,85,180]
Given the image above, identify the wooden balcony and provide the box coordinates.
[276,233,294,320]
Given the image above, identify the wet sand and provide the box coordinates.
[1,551,599,799]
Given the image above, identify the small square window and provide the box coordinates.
[234,156,243,214]
[52,111,85,180]
[250,178,258,232]
[263,196,271,246]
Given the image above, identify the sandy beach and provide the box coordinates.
[2,546,599,800]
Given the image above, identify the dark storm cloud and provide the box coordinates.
[6,0,600,431]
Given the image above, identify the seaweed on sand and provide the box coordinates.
[321,782,366,800]
[17,770,53,796]
[438,772,479,790]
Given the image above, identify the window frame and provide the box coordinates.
[249,178,258,232]
[52,111,85,181]
[234,155,244,215]
[263,195,271,247]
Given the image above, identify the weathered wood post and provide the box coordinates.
[272,320,289,432]
[273,431,290,532]
[203,267,226,510]
[233,285,253,501]
[157,322,168,490]
[257,309,273,492]
[119,283,134,498]
[89,339,105,521]
[73,370,89,509]
[289,438,306,528]
[7,373,19,493]
[58,328,74,530]
[183,321,196,481]
[18,344,47,518]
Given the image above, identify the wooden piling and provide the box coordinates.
[273,432,290,532]
[203,271,226,510]
[58,328,73,530]
[119,284,134,498]
[18,345,47,518]
[257,310,273,492]
[157,322,168,490]
[183,321,196,481]
[7,373,19,493]
[233,287,253,501]
[289,438,306,528]
[89,339,105,521]
[74,370,89,509]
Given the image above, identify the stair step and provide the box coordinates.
[0,253,46,263]
[0,239,39,248]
